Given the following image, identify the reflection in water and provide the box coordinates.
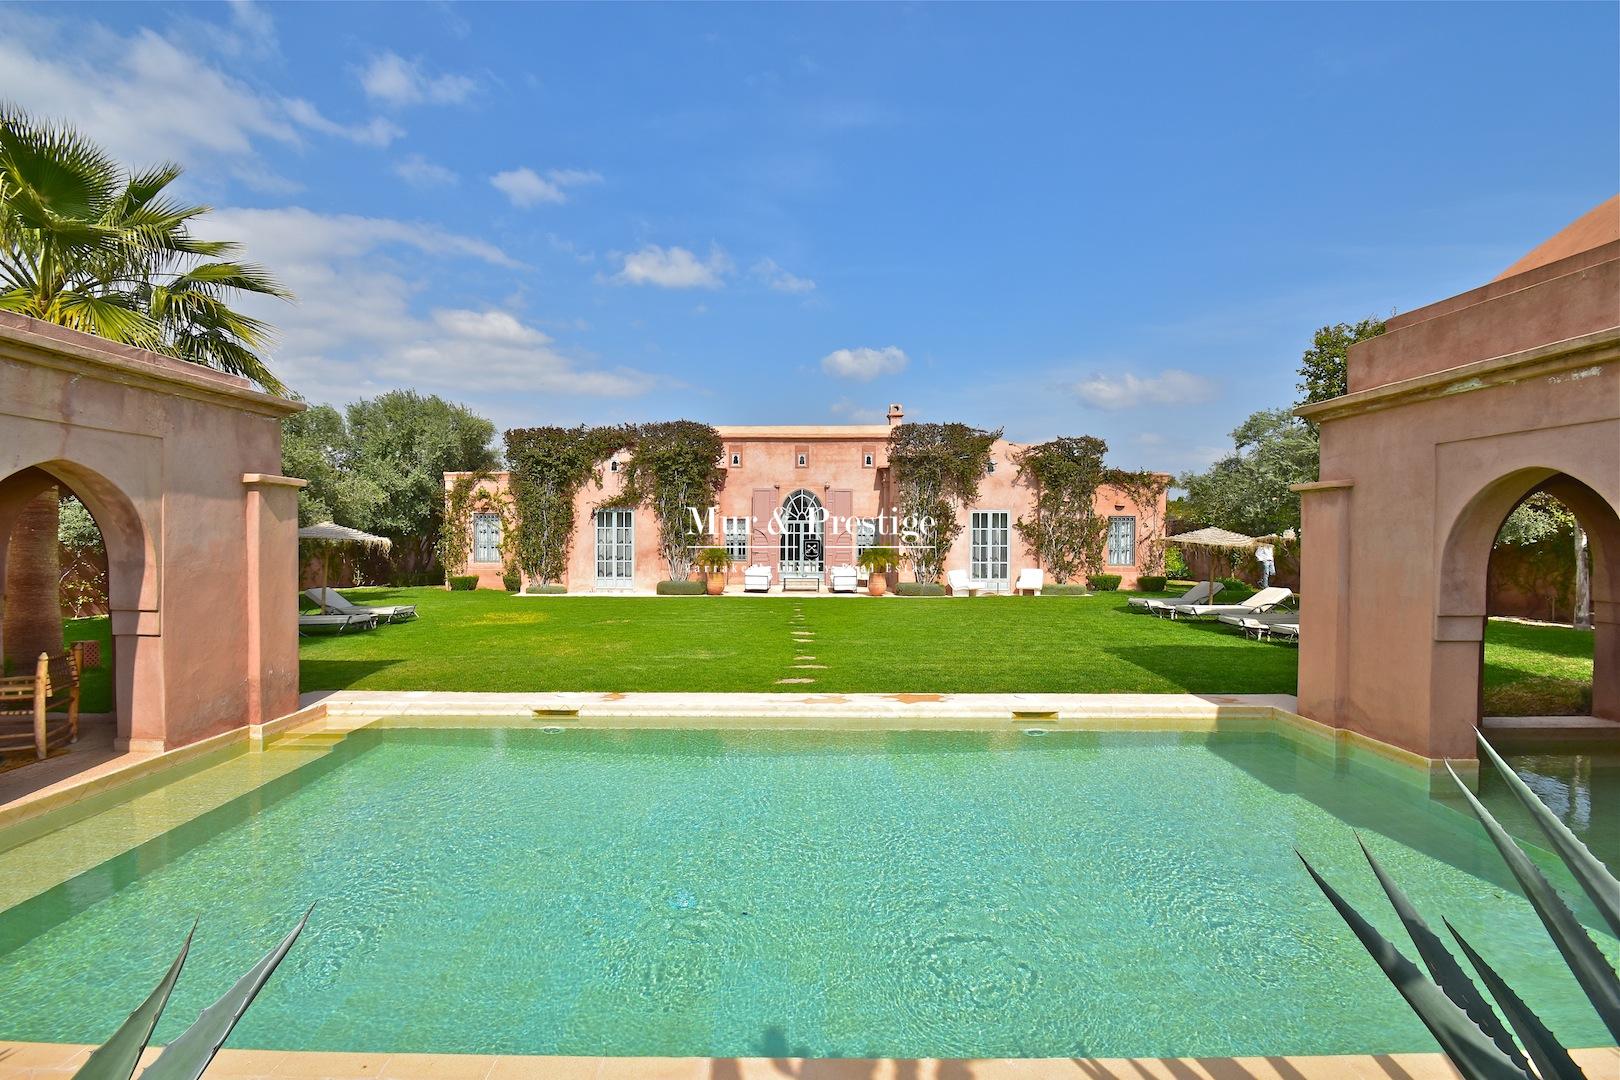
[1491,750,1619,867]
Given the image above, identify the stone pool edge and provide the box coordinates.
[2,1039,1617,1079]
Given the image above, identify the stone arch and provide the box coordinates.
[0,460,160,747]
[1435,466,1619,746]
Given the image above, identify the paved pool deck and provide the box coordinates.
[3,1041,1615,1079]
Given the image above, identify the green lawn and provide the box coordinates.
[287,586,1596,711]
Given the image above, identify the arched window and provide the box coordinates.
[779,489,824,576]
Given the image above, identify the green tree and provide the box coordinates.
[1013,436,1110,584]
[1295,317,1387,410]
[281,404,383,528]
[887,422,1001,584]
[1177,409,1318,537]
[615,421,726,580]
[501,425,631,584]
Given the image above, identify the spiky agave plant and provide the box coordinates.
[0,106,291,394]
[1299,734,1619,1078]
[74,909,310,1080]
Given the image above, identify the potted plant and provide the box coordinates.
[857,546,902,596]
[693,546,735,595]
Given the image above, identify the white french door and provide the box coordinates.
[594,508,635,588]
[970,510,1010,590]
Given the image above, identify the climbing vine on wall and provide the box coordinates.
[438,470,513,578]
[887,422,1001,584]
[1105,468,1171,577]
[502,425,633,585]
[1013,436,1110,584]
[613,420,726,580]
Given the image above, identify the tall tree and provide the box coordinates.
[615,421,726,580]
[887,422,1001,584]
[1014,436,1110,584]
[1295,317,1387,412]
[1176,409,1318,537]
[1,108,290,667]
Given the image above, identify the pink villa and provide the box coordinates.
[448,405,1168,593]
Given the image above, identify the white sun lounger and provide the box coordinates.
[298,612,378,636]
[1220,609,1298,639]
[305,588,417,623]
[1171,587,1293,620]
[947,569,988,596]
[1131,581,1222,613]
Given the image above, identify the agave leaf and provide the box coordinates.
[138,907,311,1080]
[1447,762,1620,1041]
[1296,852,1531,1080]
[74,922,195,1080]
[1356,835,1528,1070]
[1446,919,1587,1080]
[1475,733,1620,937]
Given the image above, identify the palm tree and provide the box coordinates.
[0,107,292,672]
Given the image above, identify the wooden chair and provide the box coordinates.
[0,642,84,760]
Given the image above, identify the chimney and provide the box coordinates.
[886,403,904,427]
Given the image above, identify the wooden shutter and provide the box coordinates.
[750,488,777,570]
[826,489,854,568]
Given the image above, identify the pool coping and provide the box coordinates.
[2,1040,1616,1078]
[0,692,1472,841]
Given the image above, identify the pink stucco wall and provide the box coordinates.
[1296,244,1619,760]
[0,313,305,752]
[449,422,1168,593]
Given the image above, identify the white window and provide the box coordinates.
[970,510,1010,587]
[1107,515,1137,566]
[855,518,877,558]
[730,452,741,467]
[862,452,874,468]
[796,452,808,468]
[473,513,502,563]
[724,516,749,563]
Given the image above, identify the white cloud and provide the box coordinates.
[359,52,475,106]
[197,208,652,403]
[282,99,403,147]
[1072,369,1217,410]
[0,14,402,170]
[490,166,602,207]
[394,154,459,187]
[611,245,732,289]
[821,346,909,382]
[753,258,816,294]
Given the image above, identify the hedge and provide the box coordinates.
[895,582,947,596]
[447,575,479,591]
[1086,573,1122,592]
[1137,575,1167,592]
[1041,583,1091,596]
[656,579,707,595]
[525,583,567,594]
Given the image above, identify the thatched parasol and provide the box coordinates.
[298,523,391,610]
[1167,526,1261,604]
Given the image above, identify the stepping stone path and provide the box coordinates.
[784,603,822,685]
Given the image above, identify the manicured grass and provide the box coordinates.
[1481,617,1596,715]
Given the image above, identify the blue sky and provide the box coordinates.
[4,2,1615,474]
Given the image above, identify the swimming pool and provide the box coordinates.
[0,724,1613,1059]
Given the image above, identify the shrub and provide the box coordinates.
[525,583,566,594]
[502,569,522,592]
[895,582,947,596]
[1137,575,1167,592]
[1086,573,1122,591]
[1217,576,1256,601]
[856,545,902,573]
[448,575,478,591]
[693,546,735,573]
[656,579,706,595]
[1041,583,1091,596]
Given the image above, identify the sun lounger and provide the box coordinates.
[1131,581,1222,613]
[946,569,988,597]
[1220,610,1298,639]
[1171,587,1292,620]
[1014,568,1043,595]
[743,564,773,593]
[305,588,416,623]
[298,612,378,636]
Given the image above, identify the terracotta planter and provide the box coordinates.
[867,573,888,597]
[705,572,726,596]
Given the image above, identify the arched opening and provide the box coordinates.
[0,463,154,757]
[779,489,825,578]
[1437,468,1618,744]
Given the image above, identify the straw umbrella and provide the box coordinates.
[298,523,392,611]
[1165,526,1260,604]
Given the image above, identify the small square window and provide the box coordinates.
[863,453,874,468]
[730,453,741,467]
[796,453,808,468]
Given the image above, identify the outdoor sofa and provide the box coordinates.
[830,565,859,593]
[946,569,989,597]
[1014,568,1043,594]
[743,565,773,593]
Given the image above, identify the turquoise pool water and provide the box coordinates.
[0,726,1614,1059]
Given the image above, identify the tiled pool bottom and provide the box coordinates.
[0,725,1613,1060]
